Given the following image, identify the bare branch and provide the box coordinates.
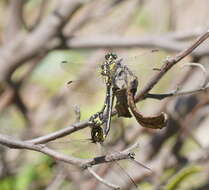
[135,29,209,101]
[88,167,120,190]
[0,134,84,166]
[146,85,209,100]
[26,120,91,144]
[0,134,137,170]
[81,151,134,168]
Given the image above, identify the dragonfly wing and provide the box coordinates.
[46,138,101,158]
[113,62,138,118]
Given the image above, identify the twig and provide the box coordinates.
[81,151,134,168]
[146,85,209,100]
[136,29,209,101]
[88,167,120,190]
[26,120,91,144]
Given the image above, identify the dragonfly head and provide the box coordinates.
[101,53,119,78]
[105,53,118,61]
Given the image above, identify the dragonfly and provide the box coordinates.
[60,50,169,141]
[89,52,167,142]
[89,53,119,139]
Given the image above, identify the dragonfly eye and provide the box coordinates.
[105,54,111,60]
[128,152,135,159]
[105,53,117,60]
[112,54,117,59]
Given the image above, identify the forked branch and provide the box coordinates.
[135,29,209,101]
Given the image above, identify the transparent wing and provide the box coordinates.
[97,143,151,190]
[60,49,173,94]
[114,162,139,190]
[46,137,101,158]
[47,136,151,189]
[120,50,167,82]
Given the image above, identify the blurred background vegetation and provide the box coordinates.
[0,0,209,190]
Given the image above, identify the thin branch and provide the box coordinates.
[135,29,209,101]
[26,120,91,144]
[0,134,84,166]
[88,167,120,190]
[81,151,134,169]
[146,85,209,100]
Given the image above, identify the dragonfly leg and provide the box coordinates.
[89,111,104,127]
[89,81,112,128]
